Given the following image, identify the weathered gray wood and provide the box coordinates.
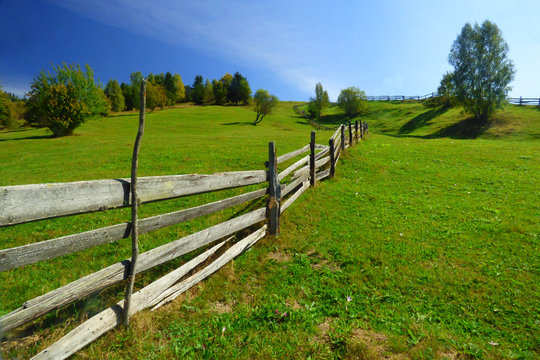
[315,147,329,160]
[355,120,359,142]
[278,155,309,181]
[329,138,336,178]
[331,127,341,141]
[30,238,231,360]
[124,79,146,326]
[348,121,353,145]
[281,173,309,198]
[314,144,328,150]
[280,181,309,213]
[341,125,346,151]
[266,142,280,236]
[291,164,309,181]
[0,207,266,332]
[0,171,267,227]
[0,188,267,272]
[310,131,316,187]
[316,169,331,182]
[315,156,330,170]
[276,144,309,164]
[151,225,267,310]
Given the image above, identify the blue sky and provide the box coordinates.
[1,0,538,101]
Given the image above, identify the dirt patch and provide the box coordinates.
[315,318,333,342]
[211,301,233,314]
[347,329,408,360]
[267,250,290,263]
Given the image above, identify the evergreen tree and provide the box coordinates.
[228,72,251,105]
[204,79,214,103]
[191,75,205,105]
[104,79,125,112]
[212,79,227,105]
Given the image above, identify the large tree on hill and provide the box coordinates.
[449,20,515,123]
[253,89,278,125]
[104,79,125,112]
[26,63,110,137]
[307,82,330,118]
[337,87,367,117]
[228,72,251,105]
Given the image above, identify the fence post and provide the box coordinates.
[267,142,280,236]
[355,120,359,142]
[341,125,345,150]
[348,121,353,146]
[519,96,523,106]
[329,138,336,178]
[124,78,147,327]
[364,121,368,135]
[310,130,316,187]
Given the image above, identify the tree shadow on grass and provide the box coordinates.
[221,121,253,126]
[398,107,449,134]
[428,116,489,139]
[0,134,54,142]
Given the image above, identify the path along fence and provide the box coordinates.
[0,100,368,358]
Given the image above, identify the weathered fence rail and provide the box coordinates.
[0,120,368,359]
[367,93,540,105]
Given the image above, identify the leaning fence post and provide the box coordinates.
[329,138,336,178]
[348,121,353,146]
[310,130,316,187]
[355,120,359,142]
[267,142,280,236]
[340,125,345,151]
[124,78,147,327]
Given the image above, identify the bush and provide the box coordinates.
[337,87,367,117]
[26,63,110,136]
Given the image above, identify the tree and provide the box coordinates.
[26,63,110,137]
[449,20,515,123]
[191,75,205,105]
[307,82,330,118]
[437,72,456,108]
[253,89,278,125]
[0,86,13,129]
[173,74,186,102]
[104,79,125,111]
[146,82,167,110]
[204,79,214,103]
[228,72,251,105]
[337,87,367,117]
[130,72,144,109]
[212,79,227,105]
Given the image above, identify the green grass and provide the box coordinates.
[0,102,538,359]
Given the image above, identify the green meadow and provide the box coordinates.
[0,102,538,359]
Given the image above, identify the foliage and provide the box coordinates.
[228,72,251,105]
[146,82,167,110]
[26,63,110,136]
[0,87,15,129]
[191,75,205,105]
[449,20,515,123]
[307,82,330,118]
[104,79,125,112]
[212,80,227,105]
[252,89,278,125]
[337,87,367,117]
[172,74,186,103]
[204,79,214,103]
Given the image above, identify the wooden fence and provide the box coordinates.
[367,93,540,105]
[0,119,368,359]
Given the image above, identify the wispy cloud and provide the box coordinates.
[50,0,339,97]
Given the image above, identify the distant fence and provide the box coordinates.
[366,93,540,105]
[0,116,367,358]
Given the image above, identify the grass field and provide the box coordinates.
[0,101,538,359]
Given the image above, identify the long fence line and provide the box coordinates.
[366,93,540,105]
[0,113,368,358]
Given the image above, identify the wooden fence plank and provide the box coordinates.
[316,169,331,182]
[0,207,266,332]
[278,155,309,181]
[314,144,329,150]
[0,188,266,272]
[315,147,330,160]
[276,144,309,164]
[315,156,330,170]
[0,171,267,227]
[281,173,309,198]
[280,181,309,213]
[310,131,316,187]
[29,234,236,360]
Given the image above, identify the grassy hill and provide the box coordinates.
[0,102,538,359]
